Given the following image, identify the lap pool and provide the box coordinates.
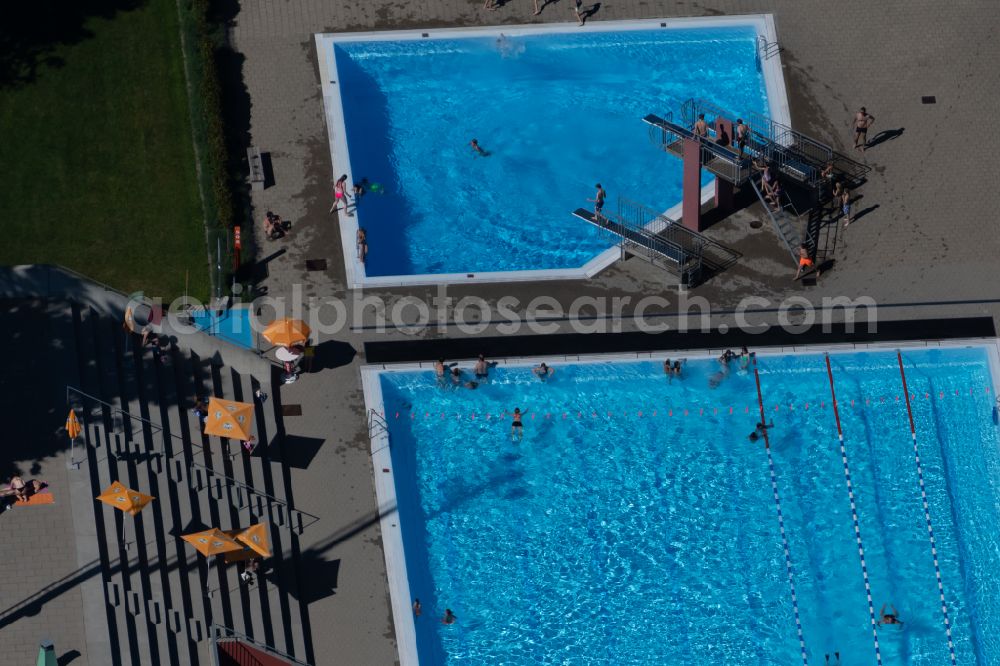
[317,16,789,287]
[364,343,1000,665]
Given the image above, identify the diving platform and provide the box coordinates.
[643,114,753,186]
[573,198,740,287]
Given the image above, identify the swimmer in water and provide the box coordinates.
[533,362,555,381]
[879,604,903,626]
[470,138,489,157]
[511,408,524,441]
[748,420,773,442]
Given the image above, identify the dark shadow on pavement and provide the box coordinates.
[58,649,82,665]
[271,435,325,470]
[581,2,601,23]
[865,128,904,150]
[309,340,357,372]
[852,204,880,223]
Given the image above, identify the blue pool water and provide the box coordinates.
[189,307,255,350]
[334,27,769,277]
[380,348,1000,664]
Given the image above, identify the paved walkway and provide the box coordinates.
[0,301,90,665]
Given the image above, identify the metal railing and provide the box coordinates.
[67,385,320,533]
[189,461,319,534]
[749,178,801,263]
[210,624,312,666]
[368,408,389,439]
[642,114,754,184]
[757,35,781,60]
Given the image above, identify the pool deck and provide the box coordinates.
[72,1,997,664]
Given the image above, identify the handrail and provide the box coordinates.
[190,461,320,533]
[642,114,753,184]
[210,624,312,666]
[368,408,389,439]
[67,385,200,455]
[67,384,320,533]
[757,35,780,60]
[748,178,800,264]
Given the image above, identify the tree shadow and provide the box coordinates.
[865,128,904,150]
[0,0,145,89]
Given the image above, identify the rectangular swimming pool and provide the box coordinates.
[365,342,1000,665]
[317,16,789,287]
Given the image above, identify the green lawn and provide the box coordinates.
[0,0,210,301]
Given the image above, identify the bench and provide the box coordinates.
[247,146,265,191]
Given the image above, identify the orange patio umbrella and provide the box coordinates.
[65,409,82,440]
[96,480,155,516]
[203,397,254,440]
[235,523,272,558]
[262,318,311,348]
[182,528,245,557]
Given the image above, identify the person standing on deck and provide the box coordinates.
[853,107,875,152]
[735,119,749,159]
[588,183,606,220]
[693,113,709,138]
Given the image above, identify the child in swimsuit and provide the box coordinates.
[332,174,348,213]
[511,408,523,441]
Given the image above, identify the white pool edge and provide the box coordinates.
[316,14,792,290]
[361,336,1000,666]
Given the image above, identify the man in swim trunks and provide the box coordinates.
[853,107,875,152]
[470,138,487,157]
[794,244,815,280]
[735,119,749,159]
[693,113,709,138]
[474,354,490,379]
[878,604,903,625]
[511,408,523,441]
[589,183,606,220]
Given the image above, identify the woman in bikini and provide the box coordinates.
[331,174,349,213]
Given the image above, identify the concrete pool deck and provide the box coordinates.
[224,1,998,664]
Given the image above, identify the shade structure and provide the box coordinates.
[182,528,245,557]
[262,318,311,348]
[236,523,272,558]
[96,481,155,516]
[65,409,81,439]
[203,397,254,440]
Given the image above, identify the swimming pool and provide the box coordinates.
[366,343,1000,664]
[318,17,788,287]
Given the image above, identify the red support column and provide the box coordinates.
[682,138,702,232]
[714,117,735,214]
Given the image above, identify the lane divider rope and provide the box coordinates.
[896,351,959,665]
[752,357,809,666]
[825,355,883,666]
